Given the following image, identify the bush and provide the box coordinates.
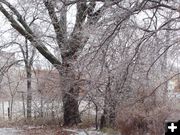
[115,102,171,135]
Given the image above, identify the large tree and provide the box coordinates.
[0,0,105,126]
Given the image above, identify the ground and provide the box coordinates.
[0,127,110,135]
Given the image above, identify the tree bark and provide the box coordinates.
[100,103,116,129]
[60,62,81,126]
[40,94,43,118]
[8,107,10,120]
[21,92,25,117]
[63,87,81,126]
[8,101,11,120]
[100,75,116,129]
[2,102,4,119]
[51,101,55,120]
[95,104,98,130]
[10,97,14,120]
[26,66,32,119]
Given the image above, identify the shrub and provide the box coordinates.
[115,102,171,135]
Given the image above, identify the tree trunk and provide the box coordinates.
[51,101,55,120]
[2,102,4,119]
[22,92,26,117]
[26,66,32,119]
[8,107,11,120]
[63,87,81,126]
[60,62,81,126]
[95,104,98,130]
[8,101,11,120]
[40,94,43,118]
[100,103,116,129]
[100,105,116,129]
[10,97,14,120]
[100,76,116,129]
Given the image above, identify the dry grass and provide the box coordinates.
[115,102,171,135]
